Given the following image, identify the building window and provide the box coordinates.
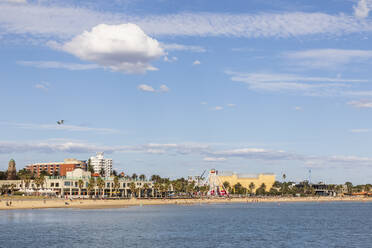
[56,183,59,187]
[106,183,110,188]
[51,183,54,187]
[64,181,70,186]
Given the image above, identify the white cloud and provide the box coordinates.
[161,43,206,52]
[213,106,223,111]
[348,100,372,108]
[0,122,120,134]
[201,102,207,105]
[354,0,371,18]
[285,49,372,68]
[350,129,370,133]
[227,103,236,107]
[18,60,99,70]
[193,60,201,65]
[203,157,227,162]
[138,84,170,93]
[294,106,302,111]
[163,56,178,62]
[227,71,366,96]
[34,82,50,91]
[138,84,155,92]
[159,84,170,92]
[60,23,164,74]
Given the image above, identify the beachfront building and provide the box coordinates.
[90,152,112,177]
[216,171,276,193]
[26,158,87,177]
[0,168,153,198]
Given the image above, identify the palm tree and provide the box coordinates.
[113,176,120,197]
[139,174,146,181]
[78,179,84,196]
[129,182,136,198]
[87,178,95,198]
[96,177,105,197]
[249,182,256,195]
[154,182,161,198]
[143,183,149,198]
[132,173,138,181]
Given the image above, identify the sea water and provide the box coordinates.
[0,202,372,248]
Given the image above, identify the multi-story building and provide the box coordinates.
[0,168,153,198]
[209,170,276,193]
[26,158,87,177]
[90,152,112,177]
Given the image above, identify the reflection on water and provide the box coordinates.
[1,202,372,248]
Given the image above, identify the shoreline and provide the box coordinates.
[1,196,372,210]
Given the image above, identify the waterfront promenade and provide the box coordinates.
[1,196,372,210]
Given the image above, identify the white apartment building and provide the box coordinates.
[90,152,112,177]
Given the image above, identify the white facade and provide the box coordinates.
[66,168,91,179]
[90,152,112,177]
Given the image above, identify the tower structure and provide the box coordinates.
[7,159,17,180]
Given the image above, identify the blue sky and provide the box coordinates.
[1,0,372,184]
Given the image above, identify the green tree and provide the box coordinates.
[87,159,94,174]
[132,173,138,181]
[256,183,266,195]
[139,174,146,181]
[78,179,84,196]
[249,182,256,195]
[223,181,230,192]
[113,176,120,196]
[154,182,161,198]
[96,177,105,197]
[143,183,149,198]
[345,182,353,194]
[87,178,95,197]
[129,182,136,198]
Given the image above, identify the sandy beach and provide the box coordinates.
[0,196,371,210]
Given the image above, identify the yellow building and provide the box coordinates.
[218,171,276,193]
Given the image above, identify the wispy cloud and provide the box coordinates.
[0,122,120,134]
[203,157,227,162]
[285,49,372,68]
[161,43,206,52]
[347,100,372,108]
[3,3,372,40]
[19,60,99,70]
[294,106,302,111]
[227,71,367,96]
[350,129,370,133]
[1,139,372,168]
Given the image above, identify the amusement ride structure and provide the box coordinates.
[206,169,228,196]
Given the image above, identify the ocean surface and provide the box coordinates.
[1,202,372,248]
